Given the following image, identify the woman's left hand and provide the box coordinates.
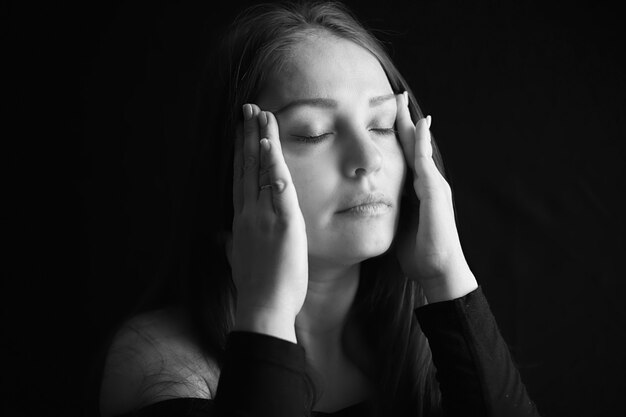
[394,92,478,303]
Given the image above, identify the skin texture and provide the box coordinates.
[231,31,477,411]
[257,34,407,267]
[231,32,477,336]
[231,33,409,409]
[232,33,408,339]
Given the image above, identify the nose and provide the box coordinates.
[341,127,383,178]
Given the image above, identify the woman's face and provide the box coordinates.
[256,34,407,267]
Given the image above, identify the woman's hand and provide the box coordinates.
[229,104,308,343]
[394,93,478,303]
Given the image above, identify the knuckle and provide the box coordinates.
[258,166,271,177]
[260,156,276,171]
[243,123,256,136]
[255,214,275,234]
[243,118,258,135]
[272,209,300,229]
[234,163,244,179]
[273,214,290,229]
[243,155,257,172]
[240,205,256,221]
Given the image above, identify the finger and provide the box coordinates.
[258,137,274,212]
[414,115,438,179]
[242,103,261,207]
[257,111,271,198]
[260,111,301,218]
[233,123,244,214]
[415,115,432,159]
[395,92,416,169]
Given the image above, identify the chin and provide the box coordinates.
[310,228,395,265]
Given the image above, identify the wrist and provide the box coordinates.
[421,267,478,304]
[234,305,298,344]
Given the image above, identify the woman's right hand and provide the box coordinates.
[228,104,308,343]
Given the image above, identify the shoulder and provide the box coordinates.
[99,308,220,417]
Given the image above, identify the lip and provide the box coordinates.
[339,202,391,216]
[337,192,393,215]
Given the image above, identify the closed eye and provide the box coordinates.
[370,127,398,136]
[292,127,397,144]
[292,133,332,144]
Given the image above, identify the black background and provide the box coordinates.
[6,0,625,416]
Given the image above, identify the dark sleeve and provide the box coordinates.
[214,331,309,416]
[113,331,309,417]
[414,286,541,417]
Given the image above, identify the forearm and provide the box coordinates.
[416,287,541,417]
[234,305,297,344]
[420,264,479,304]
[215,331,308,417]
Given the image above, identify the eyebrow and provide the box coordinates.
[273,93,396,115]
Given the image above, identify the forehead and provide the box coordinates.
[258,34,392,107]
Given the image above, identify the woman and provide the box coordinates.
[97,1,541,416]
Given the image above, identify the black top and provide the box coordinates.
[114,287,541,417]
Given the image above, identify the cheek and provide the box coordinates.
[382,139,407,186]
[283,152,337,219]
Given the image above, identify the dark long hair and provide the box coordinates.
[132,1,447,416]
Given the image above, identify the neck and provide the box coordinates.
[295,260,360,354]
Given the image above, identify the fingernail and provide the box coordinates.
[403,91,409,107]
[426,115,432,128]
[242,104,253,121]
[272,180,286,193]
[258,111,268,127]
[260,138,270,152]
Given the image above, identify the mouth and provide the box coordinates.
[338,202,391,216]
[337,192,393,215]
